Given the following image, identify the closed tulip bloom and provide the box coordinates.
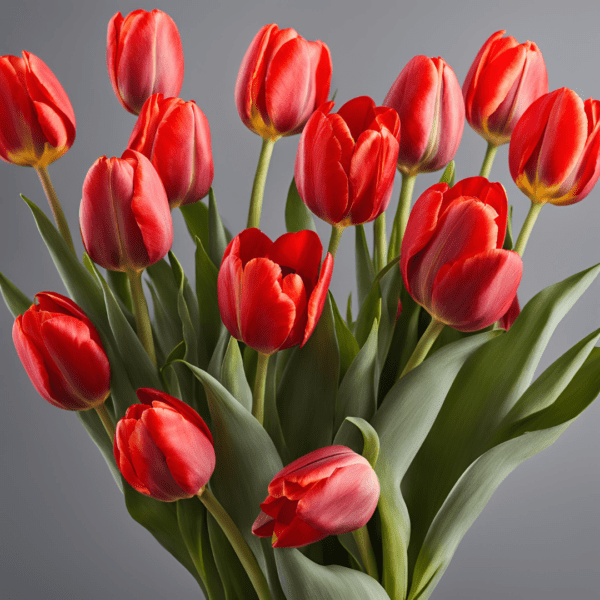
[107,10,184,115]
[235,23,332,140]
[252,446,380,548]
[13,292,110,411]
[0,52,76,167]
[383,55,464,175]
[295,96,400,226]
[401,177,523,332]
[509,88,600,205]
[218,228,333,355]
[114,388,215,502]
[128,93,214,208]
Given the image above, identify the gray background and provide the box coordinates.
[1,0,598,598]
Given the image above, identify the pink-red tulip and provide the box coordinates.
[295,96,400,226]
[383,55,464,175]
[509,88,600,205]
[252,446,380,547]
[13,292,110,411]
[0,52,76,167]
[401,177,523,332]
[107,10,184,115]
[127,93,214,208]
[80,150,173,272]
[463,30,548,146]
[114,388,215,502]
[218,228,333,355]
[235,23,332,140]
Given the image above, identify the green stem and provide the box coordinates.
[374,213,387,272]
[198,489,273,600]
[389,173,417,261]
[513,202,543,257]
[479,142,499,179]
[398,318,445,379]
[94,402,115,443]
[327,224,344,258]
[35,165,76,254]
[247,138,276,229]
[127,270,157,367]
[253,353,270,426]
[352,526,379,581]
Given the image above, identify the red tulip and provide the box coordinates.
[401,177,522,332]
[463,30,548,146]
[114,388,215,502]
[295,96,400,227]
[499,294,520,331]
[107,10,184,115]
[0,52,76,167]
[13,292,110,411]
[235,23,332,140]
[509,88,600,206]
[128,93,214,208]
[383,55,464,175]
[252,446,380,547]
[217,228,333,355]
[80,150,173,273]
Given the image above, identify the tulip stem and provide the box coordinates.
[253,353,270,426]
[352,525,379,581]
[327,225,344,258]
[389,173,417,261]
[398,318,445,379]
[247,138,276,229]
[198,489,273,600]
[479,142,499,179]
[374,213,387,272]
[94,402,115,443]
[35,165,76,255]
[513,202,543,257]
[127,270,157,367]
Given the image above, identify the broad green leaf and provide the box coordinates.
[208,188,229,267]
[208,327,231,379]
[221,337,252,412]
[354,287,381,348]
[285,178,317,233]
[147,281,182,364]
[355,225,375,308]
[503,204,514,250]
[330,293,359,382]
[346,292,353,327]
[161,341,186,371]
[438,160,455,185]
[344,416,380,468]
[0,270,31,317]
[376,260,403,369]
[180,200,210,249]
[264,353,289,464]
[106,269,133,315]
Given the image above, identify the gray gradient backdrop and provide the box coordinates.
[1,1,599,598]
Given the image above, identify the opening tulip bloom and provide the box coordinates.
[383,55,464,175]
[235,23,332,140]
[217,228,333,355]
[252,446,380,548]
[0,52,76,167]
[295,96,400,227]
[128,93,214,209]
[509,88,600,206]
[80,150,173,272]
[401,177,523,332]
[13,292,110,411]
[107,10,184,115]
[114,388,215,502]
[463,31,548,147]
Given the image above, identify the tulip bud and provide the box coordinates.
[252,445,380,548]
[217,228,333,355]
[235,23,332,140]
[509,88,600,206]
[114,388,215,502]
[13,292,110,411]
[0,52,76,167]
[107,10,184,115]
[383,55,465,175]
[401,177,523,332]
[295,96,400,227]
[80,150,173,273]
[127,93,214,208]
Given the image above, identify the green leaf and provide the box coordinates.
[355,225,375,309]
[354,287,381,348]
[438,160,455,186]
[346,292,353,327]
[503,204,514,250]
[208,188,228,267]
[285,178,316,233]
[221,337,252,412]
[336,417,380,469]
[0,270,31,317]
[106,269,133,315]
[330,293,359,382]
[180,201,210,249]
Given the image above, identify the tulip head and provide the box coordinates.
[235,23,332,140]
[114,388,215,502]
[0,52,76,167]
[128,93,214,208]
[295,96,400,227]
[463,30,548,146]
[107,10,184,115]
[217,228,333,355]
[401,177,523,332]
[509,88,600,206]
[13,292,110,411]
[383,55,464,175]
[252,445,380,547]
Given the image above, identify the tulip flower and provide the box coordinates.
[114,388,215,502]
[128,93,214,208]
[252,445,380,547]
[107,10,184,115]
[13,292,110,411]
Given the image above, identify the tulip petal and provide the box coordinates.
[115,418,150,495]
[217,254,243,340]
[267,230,323,289]
[221,228,273,267]
[273,516,328,548]
[499,293,520,331]
[336,96,377,142]
[252,510,277,537]
[279,273,308,350]
[302,252,333,347]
